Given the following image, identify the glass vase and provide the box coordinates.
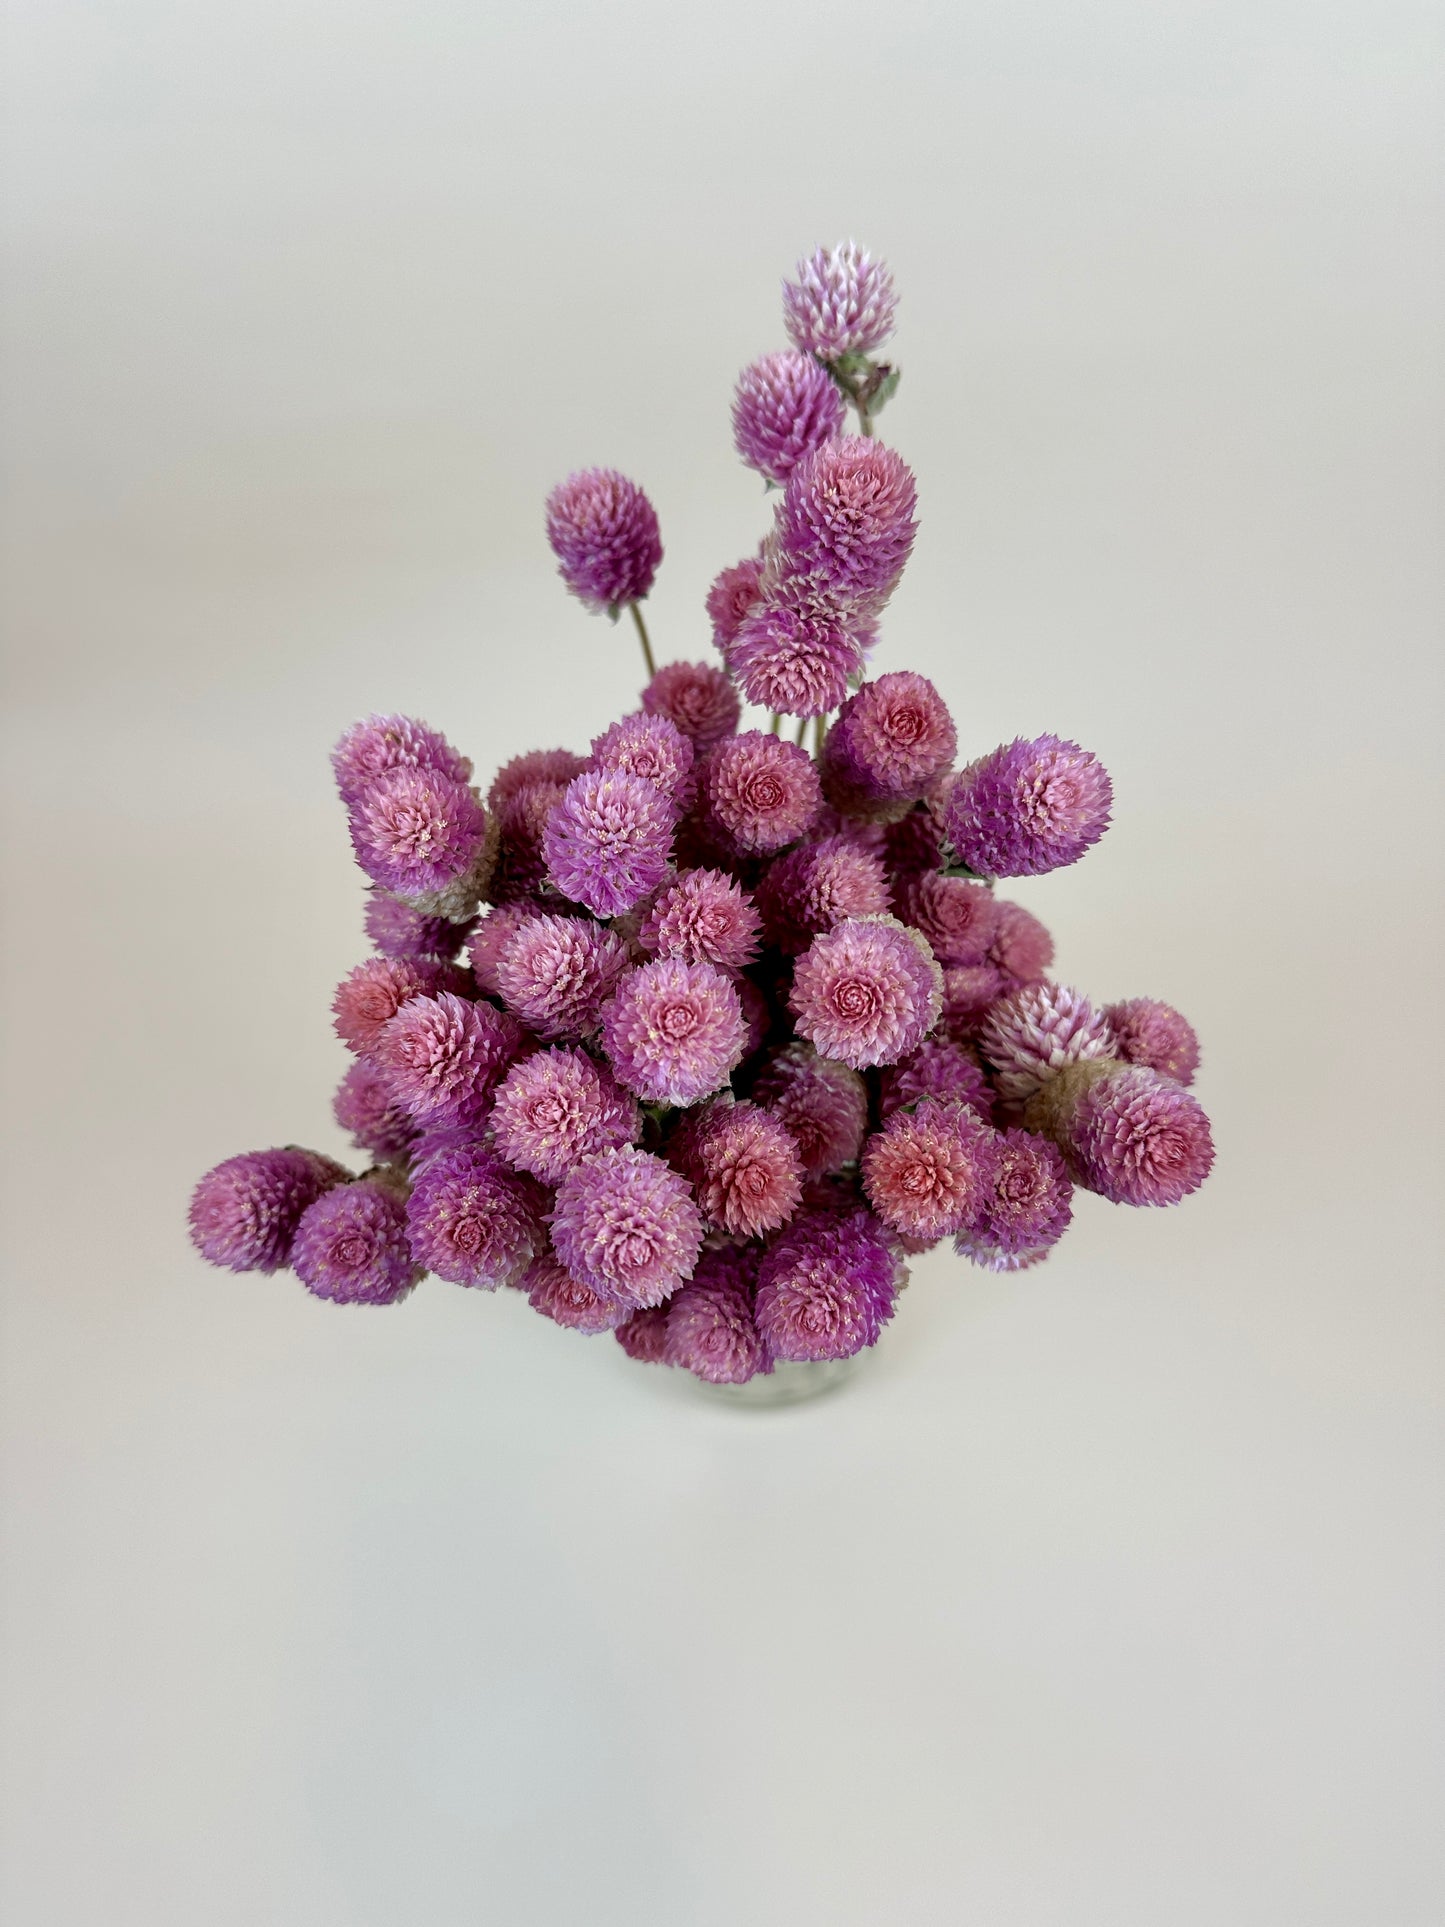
[691,1353,865,1407]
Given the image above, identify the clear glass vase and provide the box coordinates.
[691,1353,865,1407]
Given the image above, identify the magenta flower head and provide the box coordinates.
[776,438,917,602]
[189,1147,348,1273]
[639,868,762,973]
[705,556,764,651]
[979,982,1117,1103]
[374,990,524,1125]
[642,659,741,753]
[940,964,1007,1036]
[333,1060,416,1162]
[292,1175,420,1306]
[467,900,542,999]
[485,780,569,905]
[615,1304,672,1363]
[944,735,1113,878]
[898,872,999,967]
[725,597,864,717]
[669,1096,804,1239]
[602,957,746,1106]
[665,1247,770,1384]
[988,900,1055,985]
[700,730,822,855]
[331,954,456,1055]
[755,1208,900,1361]
[491,1046,640,1186]
[791,915,943,1069]
[782,241,897,361]
[750,1041,868,1180]
[543,768,676,917]
[732,350,846,485]
[823,673,956,816]
[525,1252,630,1333]
[545,467,661,611]
[969,1127,1073,1257]
[348,763,489,908]
[755,835,890,955]
[406,1143,548,1288]
[883,798,948,886]
[488,749,589,810]
[879,1034,995,1125]
[1103,997,1201,1086]
[495,912,630,1039]
[861,1098,992,1241]
[550,1146,704,1309]
[331,714,472,810]
[590,711,694,809]
[364,886,471,963]
[1042,1064,1215,1208]
[953,1233,1057,1275]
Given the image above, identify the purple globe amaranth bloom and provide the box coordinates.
[495,912,630,1039]
[639,868,762,973]
[488,748,590,810]
[374,990,525,1125]
[333,1059,417,1162]
[485,779,572,906]
[189,1147,349,1274]
[953,1233,1057,1274]
[879,1035,995,1125]
[755,1208,900,1361]
[940,964,1008,1037]
[1026,1061,1215,1208]
[602,957,747,1106]
[550,1146,704,1310]
[699,730,822,856]
[331,714,472,810]
[1103,997,1201,1086]
[665,1247,770,1384]
[348,763,490,910]
[545,468,662,611]
[755,835,891,955]
[750,1041,868,1180]
[776,438,917,603]
[790,915,943,1070]
[897,871,999,968]
[705,555,765,651]
[668,1096,803,1240]
[590,711,694,809]
[331,954,460,1055]
[467,900,543,999]
[406,1143,548,1288]
[543,767,676,918]
[968,1127,1073,1257]
[979,982,1118,1104]
[525,1252,630,1333]
[642,659,741,753]
[725,596,864,717]
[782,241,898,361]
[988,900,1055,985]
[861,1097,993,1242]
[882,795,949,887]
[364,886,472,963]
[823,673,956,817]
[732,350,846,485]
[491,1046,640,1186]
[292,1174,419,1306]
[615,1304,673,1363]
[944,735,1113,879]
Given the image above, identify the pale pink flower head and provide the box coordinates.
[732,350,846,485]
[824,673,956,815]
[725,598,863,717]
[364,886,471,963]
[879,1034,995,1124]
[755,1208,900,1362]
[1069,1067,1214,1207]
[491,1046,640,1185]
[550,1146,704,1309]
[669,1096,804,1239]
[331,954,456,1055]
[979,982,1117,1103]
[602,957,746,1106]
[374,990,525,1125]
[750,1041,868,1180]
[333,1060,416,1162]
[940,964,1008,1036]
[988,900,1055,985]
[755,835,890,954]
[348,764,488,903]
[614,1304,673,1363]
[405,1143,548,1288]
[467,900,545,999]
[705,555,765,651]
[495,912,631,1040]
[590,711,694,809]
[189,1147,349,1273]
[665,1247,770,1384]
[543,768,676,917]
[487,748,589,810]
[525,1252,630,1333]
[898,871,999,967]
[642,659,741,753]
[782,241,898,360]
[944,736,1113,878]
[639,868,762,973]
[331,714,472,809]
[1102,997,1201,1086]
[776,438,917,603]
[545,468,661,610]
[292,1176,420,1307]
[861,1098,993,1241]
[791,915,943,1069]
[970,1127,1073,1256]
[700,730,822,855]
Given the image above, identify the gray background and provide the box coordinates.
[3,2,1442,1922]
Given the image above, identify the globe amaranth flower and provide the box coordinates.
[189,1147,349,1273]
[776,438,917,603]
[791,915,942,1070]
[602,957,746,1106]
[940,964,1007,1036]
[755,835,890,954]
[614,1304,673,1363]
[665,1246,770,1383]
[374,990,525,1125]
[861,1097,993,1241]
[525,1252,630,1333]
[978,982,1118,1103]
[953,1233,1057,1274]
[491,1046,640,1186]
[724,596,864,717]
[550,1146,704,1309]
[466,901,541,998]
[968,1127,1073,1256]
[705,555,764,651]
[1028,1062,1214,1208]
[332,955,456,1056]
[1102,997,1201,1086]
[333,1060,417,1162]
[642,658,741,752]
[782,241,897,361]
[406,1144,548,1288]
[348,764,489,906]
[879,1034,995,1124]
[944,736,1113,879]
[732,350,846,485]
[331,714,472,810]
[545,468,661,610]
[485,779,570,905]
[750,1041,868,1180]
[487,748,589,810]
[495,912,631,1039]
[590,711,694,809]
[364,886,471,963]
[988,899,1055,985]
[543,767,676,917]
[669,1096,803,1239]
[897,871,999,967]
[823,673,956,816]
[292,1174,420,1305]
[755,1208,899,1361]
[883,798,948,886]
[638,868,761,973]
[699,730,821,855]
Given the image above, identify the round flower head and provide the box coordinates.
[1063,1065,1215,1207]
[543,767,675,917]
[495,912,630,1039]
[669,1096,804,1239]
[782,241,898,360]
[545,467,662,610]
[755,1208,899,1362]
[883,799,948,885]
[590,711,694,809]
[333,1059,416,1162]
[1102,997,1201,1086]
[291,1176,419,1306]
[374,990,524,1125]
[971,1127,1073,1256]
[639,868,761,973]
[665,1247,769,1384]
[700,730,821,855]
[750,1041,868,1180]
[725,598,863,717]
[364,886,471,962]
[705,555,764,651]
[406,1143,548,1288]
[525,1252,629,1333]
[879,1034,995,1124]
[755,836,890,954]
[486,779,569,905]
[791,915,943,1070]
[642,658,741,753]
[861,1097,992,1241]
[824,673,956,815]
[953,1232,1056,1274]
[550,1146,704,1310]
[331,954,456,1055]
[615,1304,672,1363]
[331,714,472,810]
[602,957,746,1107]
[979,982,1117,1103]
[467,900,543,998]
[487,748,589,810]
[941,964,1007,1036]
[189,1147,348,1273]
[491,1046,640,1185]
[944,736,1113,878]
[988,899,1055,985]
[348,763,488,904]
[732,350,846,485]
[898,871,999,967]
[776,438,917,603]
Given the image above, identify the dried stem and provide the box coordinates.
[628,601,656,680]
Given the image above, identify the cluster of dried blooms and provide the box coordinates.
[190,242,1214,1385]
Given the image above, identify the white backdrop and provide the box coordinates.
[3,3,1442,1922]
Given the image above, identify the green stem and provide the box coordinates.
[629,601,656,680]
[794,715,809,747]
[769,711,783,735]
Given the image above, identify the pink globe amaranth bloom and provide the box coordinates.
[665,1247,770,1384]
[879,1034,995,1125]
[782,241,898,360]
[590,711,695,809]
[525,1252,629,1333]
[897,871,999,967]
[374,990,524,1125]
[615,1304,673,1363]
[364,886,471,963]
[486,780,570,905]
[189,1147,349,1273]
[642,659,741,752]
[545,468,661,611]
[791,915,943,1070]
[406,1143,548,1288]
[1103,997,1201,1086]
[823,673,956,816]
[669,1096,803,1239]
[750,1041,868,1180]
[638,868,762,973]
[550,1146,704,1309]
[732,350,846,485]
[467,900,543,999]
[861,1097,993,1241]
[954,1232,1056,1274]
[988,899,1055,985]
[705,555,765,651]
[495,912,631,1040]
[941,964,1008,1036]
[333,1060,416,1162]
[491,1046,640,1186]
[970,1127,1073,1256]
[979,982,1118,1103]
[543,767,676,918]
[1035,1063,1215,1208]
[348,764,488,906]
[700,730,822,856]
[331,954,458,1055]
[487,748,589,811]
[944,736,1113,879]
[725,597,864,717]
[776,438,917,603]
[755,836,890,955]
[882,798,948,886]
[292,1176,419,1306]
[331,714,472,810]
[602,957,746,1106]
[755,1208,900,1362]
